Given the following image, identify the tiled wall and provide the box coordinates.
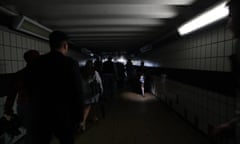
[144,24,236,72]
[146,23,237,144]
[0,27,50,116]
[0,27,50,144]
[0,26,86,143]
[151,76,236,143]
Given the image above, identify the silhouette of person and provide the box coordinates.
[139,61,145,96]
[24,31,83,144]
[94,57,103,77]
[102,56,117,99]
[80,60,103,131]
[3,50,40,127]
[115,61,125,89]
[125,59,135,89]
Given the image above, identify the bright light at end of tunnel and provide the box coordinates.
[116,56,127,64]
[178,1,229,36]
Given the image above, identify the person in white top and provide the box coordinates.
[80,60,103,131]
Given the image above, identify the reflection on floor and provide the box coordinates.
[50,92,210,144]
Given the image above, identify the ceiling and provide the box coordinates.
[1,0,219,56]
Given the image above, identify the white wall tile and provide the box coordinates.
[189,49,193,59]
[27,38,31,49]
[197,36,202,46]
[212,29,218,43]
[22,37,27,48]
[17,48,22,60]
[22,61,26,69]
[5,61,12,73]
[223,57,231,72]
[0,31,3,45]
[225,29,233,40]
[12,61,18,72]
[211,58,217,71]
[16,35,22,48]
[206,32,212,44]
[3,32,10,46]
[196,47,201,58]
[205,58,211,70]
[10,33,17,47]
[12,48,17,60]
[192,48,196,58]
[4,46,11,60]
[217,57,224,71]
[217,42,224,56]
[30,39,34,48]
[206,45,211,57]
[202,34,207,45]
[218,27,225,41]
[0,61,6,73]
[211,43,217,57]
[0,46,4,60]
[225,40,233,56]
[36,41,40,51]
[200,46,205,58]
[197,59,201,70]
[200,59,205,70]
[17,61,22,70]
[232,38,238,54]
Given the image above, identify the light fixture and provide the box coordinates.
[116,56,127,64]
[178,1,229,36]
[13,16,52,40]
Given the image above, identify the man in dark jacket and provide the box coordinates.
[25,31,83,144]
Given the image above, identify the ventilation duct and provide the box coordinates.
[13,16,52,40]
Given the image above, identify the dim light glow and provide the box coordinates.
[116,56,127,64]
[178,1,229,36]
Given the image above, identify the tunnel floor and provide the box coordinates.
[49,91,211,144]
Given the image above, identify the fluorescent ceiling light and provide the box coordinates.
[178,1,229,36]
[13,16,52,40]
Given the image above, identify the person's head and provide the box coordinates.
[141,61,144,67]
[228,0,240,37]
[24,50,40,64]
[49,31,69,55]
